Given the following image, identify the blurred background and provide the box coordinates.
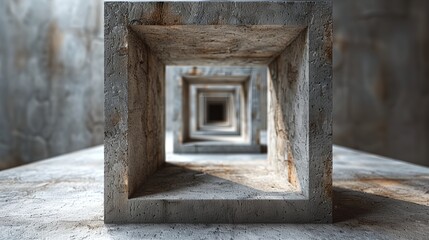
[0,0,428,170]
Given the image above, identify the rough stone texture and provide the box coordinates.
[268,31,309,192]
[133,160,298,200]
[0,0,104,170]
[131,25,303,65]
[267,9,332,219]
[104,2,166,222]
[1,139,428,239]
[332,0,429,166]
[127,30,165,198]
[105,1,332,223]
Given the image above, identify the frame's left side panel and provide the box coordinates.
[104,2,130,223]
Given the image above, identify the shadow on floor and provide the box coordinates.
[333,186,429,223]
[131,162,299,199]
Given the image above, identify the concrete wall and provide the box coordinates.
[0,0,428,168]
[0,0,104,170]
[127,29,165,197]
[333,0,429,166]
[268,30,310,191]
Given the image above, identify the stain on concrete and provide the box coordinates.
[47,22,64,78]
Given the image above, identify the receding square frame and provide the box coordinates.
[105,1,332,223]
[195,87,240,134]
[203,95,231,126]
[175,75,261,153]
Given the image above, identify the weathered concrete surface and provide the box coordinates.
[105,1,332,223]
[0,137,428,239]
[133,160,299,200]
[266,2,332,222]
[268,30,309,192]
[332,0,429,166]
[104,2,166,222]
[0,0,104,170]
[127,30,166,198]
[131,25,304,65]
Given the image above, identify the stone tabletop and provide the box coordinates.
[0,145,428,239]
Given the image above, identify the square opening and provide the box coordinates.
[105,1,332,223]
[206,100,227,124]
[127,21,309,197]
[179,76,250,146]
[199,91,234,128]
[196,87,238,132]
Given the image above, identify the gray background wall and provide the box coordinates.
[333,0,429,166]
[0,0,428,169]
[0,0,104,169]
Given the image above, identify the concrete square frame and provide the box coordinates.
[196,89,238,132]
[194,85,241,133]
[105,1,332,223]
[175,75,260,153]
[201,94,232,127]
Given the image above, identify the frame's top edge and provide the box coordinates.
[183,75,251,84]
[104,0,331,3]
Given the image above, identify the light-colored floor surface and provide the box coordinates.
[0,132,428,239]
[135,132,299,200]
[132,160,300,200]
